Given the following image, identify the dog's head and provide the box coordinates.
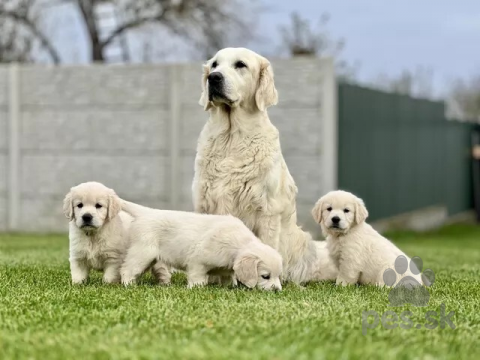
[199,47,278,112]
[233,242,282,291]
[63,182,121,232]
[312,190,368,237]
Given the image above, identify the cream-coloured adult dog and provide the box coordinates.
[192,47,337,284]
[120,200,283,291]
[63,182,170,285]
[312,190,423,286]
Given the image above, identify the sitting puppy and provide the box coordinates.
[63,182,170,285]
[312,190,422,286]
[120,200,283,291]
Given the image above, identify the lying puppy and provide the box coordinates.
[120,200,283,291]
[312,190,422,286]
[63,182,170,285]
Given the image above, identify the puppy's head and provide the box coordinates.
[233,241,283,291]
[63,182,121,232]
[312,190,368,237]
[199,47,278,112]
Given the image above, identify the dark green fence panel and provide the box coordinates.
[338,83,473,221]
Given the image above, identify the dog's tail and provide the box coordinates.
[121,199,152,218]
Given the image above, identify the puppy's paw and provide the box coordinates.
[187,281,207,289]
[335,278,353,287]
[103,275,120,284]
[121,276,136,286]
[71,276,87,285]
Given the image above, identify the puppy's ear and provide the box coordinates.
[107,190,122,221]
[354,197,369,224]
[311,198,324,224]
[255,59,278,112]
[63,190,74,221]
[233,251,259,288]
[198,63,212,111]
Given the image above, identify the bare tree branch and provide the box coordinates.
[0,1,61,63]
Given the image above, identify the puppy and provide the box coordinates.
[120,200,283,291]
[63,182,170,285]
[312,190,422,286]
[63,182,131,284]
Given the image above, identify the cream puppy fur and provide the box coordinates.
[120,200,283,291]
[63,182,132,284]
[64,182,170,285]
[193,47,337,284]
[312,190,423,286]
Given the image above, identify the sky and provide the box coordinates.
[43,0,480,95]
[252,0,480,94]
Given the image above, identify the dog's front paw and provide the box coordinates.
[187,280,207,289]
[103,275,120,284]
[121,272,136,286]
[71,276,87,285]
[335,278,353,287]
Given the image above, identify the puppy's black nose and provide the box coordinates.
[82,213,93,223]
[331,216,340,224]
[208,72,223,84]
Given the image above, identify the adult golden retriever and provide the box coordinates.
[192,48,337,284]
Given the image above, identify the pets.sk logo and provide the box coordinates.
[362,255,455,335]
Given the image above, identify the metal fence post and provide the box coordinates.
[8,63,20,231]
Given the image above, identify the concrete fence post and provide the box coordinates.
[169,65,181,209]
[8,63,20,231]
[320,58,338,192]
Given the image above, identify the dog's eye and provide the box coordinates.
[327,207,332,212]
[211,61,218,69]
[261,274,270,280]
[235,61,247,69]
[77,203,83,209]
[95,204,103,209]
[344,209,350,213]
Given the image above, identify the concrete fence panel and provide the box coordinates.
[0,58,337,233]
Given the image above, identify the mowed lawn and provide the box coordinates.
[0,225,479,360]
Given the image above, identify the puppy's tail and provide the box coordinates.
[121,200,152,218]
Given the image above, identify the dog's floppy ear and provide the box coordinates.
[311,198,324,224]
[107,190,122,221]
[198,63,212,111]
[233,251,260,288]
[63,189,74,221]
[354,197,369,224]
[255,58,278,112]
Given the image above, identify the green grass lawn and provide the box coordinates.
[0,225,479,360]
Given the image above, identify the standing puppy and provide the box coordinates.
[64,182,171,285]
[120,200,283,291]
[63,182,130,284]
[312,190,423,286]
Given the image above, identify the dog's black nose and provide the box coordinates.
[82,213,93,223]
[331,216,340,224]
[208,72,223,84]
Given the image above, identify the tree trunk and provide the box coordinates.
[92,40,104,62]
[76,0,104,63]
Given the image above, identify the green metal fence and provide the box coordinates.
[338,83,473,221]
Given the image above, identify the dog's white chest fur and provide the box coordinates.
[69,224,123,271]
[194,126,279,219]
